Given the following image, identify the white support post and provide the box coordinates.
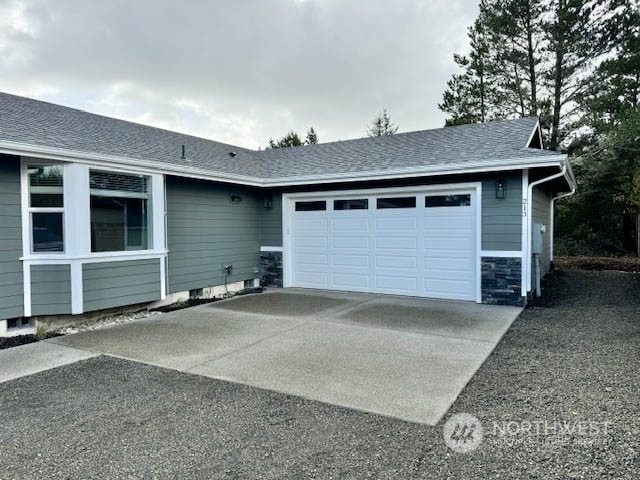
[70,261,84,314]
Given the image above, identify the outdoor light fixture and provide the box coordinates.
[495,178,506,199]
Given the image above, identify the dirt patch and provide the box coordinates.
[555,255,640,272]
[0,333,61,350]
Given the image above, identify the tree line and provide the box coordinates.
[439,0,639,255]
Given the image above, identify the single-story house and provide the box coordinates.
[0,92,575,335]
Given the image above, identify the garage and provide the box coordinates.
[283,185,481,302]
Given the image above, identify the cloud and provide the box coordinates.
[0,0,478,148]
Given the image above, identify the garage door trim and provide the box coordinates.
[282,182,482,302]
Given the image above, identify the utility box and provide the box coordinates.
[532,223,546,254]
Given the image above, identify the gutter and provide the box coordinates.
[0,139,568,188]
[524,160,575,294]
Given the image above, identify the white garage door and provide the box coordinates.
[286,188,478,301]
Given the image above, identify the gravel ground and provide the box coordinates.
[0,270,637,479]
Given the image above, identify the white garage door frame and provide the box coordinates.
[282,182,483,303]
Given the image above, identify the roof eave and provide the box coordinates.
[0,140,568,188]
[262,155,568,187]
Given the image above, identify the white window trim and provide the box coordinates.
[20,158,167,316]
[282,182,483,303]
[21,159,66,256]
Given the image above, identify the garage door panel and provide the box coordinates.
[295,236,329,248]
[426,257,474,271]
[376,275,417,292]
[332,217,369,231]
[424,269,473,281]
[333,254,370,267]
[375,217,417,231]
[333,273,370,289]
[295,272,329,287]
[333,236,370,249]
[425,237,474,251]
[376,237,417,249]
[376,256,417,269]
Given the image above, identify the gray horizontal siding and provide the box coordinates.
[166,176,261,293]
[260,193,283,246]
[481,173,522,251]
[0,156,24,320]
[531,185,551,280]
[31,264,71,316]
[83,259,161,312]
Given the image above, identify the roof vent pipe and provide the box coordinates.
[181,144,186,159]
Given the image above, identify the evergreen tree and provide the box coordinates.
[268,131,303,148]
[439,14,494,125]
[267,127,319,148]
[367,109,398,136]
[305,127,319,145]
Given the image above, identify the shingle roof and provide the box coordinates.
[0,91,562,185]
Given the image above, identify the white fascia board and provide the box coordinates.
[262,157,567,187]
[1,139,567,188]
[524,120,543,148]
[0,141,264,187]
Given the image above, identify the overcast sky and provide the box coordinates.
[0,0,478,149]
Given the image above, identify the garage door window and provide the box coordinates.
[295,200,326,211]
[425,194,471,207]
[334,199,368,210]
[376,197,416,209]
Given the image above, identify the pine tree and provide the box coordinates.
[439,15,493,125]
[367,109,398,136]
[268,131,303,148]
[305,127,319,145]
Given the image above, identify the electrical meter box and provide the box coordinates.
[532,223,546,254]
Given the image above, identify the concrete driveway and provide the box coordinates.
[49,289,521,425]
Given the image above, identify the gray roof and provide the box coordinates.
[0,92,563,186]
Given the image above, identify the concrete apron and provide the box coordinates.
[42,289,521,425]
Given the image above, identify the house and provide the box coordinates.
[0,92,575,335]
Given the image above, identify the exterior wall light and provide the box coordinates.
[495,178,506,199]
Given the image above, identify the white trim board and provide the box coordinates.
[481,251,523,258]
[282,182,483,303]
[260,246,284,252]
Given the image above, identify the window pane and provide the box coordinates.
[334,199,368,210]
[376,197,416,209]
[295,201,326,211]
[91,196,148,252]
[425,194,471,207]
[32,212,63,252]
[29,165,63,207]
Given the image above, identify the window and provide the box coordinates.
[28,165,64,252]
[376,197,416,209]
[334,199,368,210]
[425,194,471,207]
[295,200,326,211]
[90,170,151,252]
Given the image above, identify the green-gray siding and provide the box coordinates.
[166,177,261,293]
[83,259,161,312]
[258,173,523,252]
[0,156,23,320]
[481,173,522,251]
[260,192,283,246]
[531,185,552,277]
[31,264,71,315]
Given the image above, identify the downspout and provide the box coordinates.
[526,162,571,294]
[549,188,576,263]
